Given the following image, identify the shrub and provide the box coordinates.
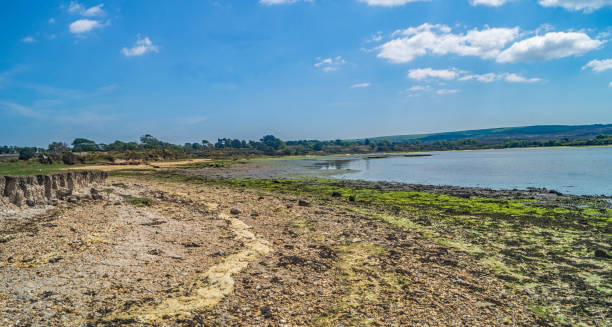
[62,152,78,165]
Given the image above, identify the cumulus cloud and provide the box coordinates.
[69,19,107,34]
[407,68,460,80]
[121,36,159,57]
[609,81,612,88]
[583,59,612,72]
[470,0,508,6]
[496,32,602,63]
[351,83,371,88]
[20,36,36,43]
[68,2,105,16]
[314,56,346,72]
[377,24,602,64]
[358,0,426,6]
[538,0,612,12]
[377,23,519,63]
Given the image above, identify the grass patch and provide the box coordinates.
[124,196,153,207]
[0,160,73,175]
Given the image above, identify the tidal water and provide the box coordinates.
[315,147,612,196]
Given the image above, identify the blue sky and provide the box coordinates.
[1,0,611,146]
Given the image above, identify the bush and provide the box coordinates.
[62,152,78,165]
[18,148,35,161]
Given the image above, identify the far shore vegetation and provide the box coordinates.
[1,133,612,174]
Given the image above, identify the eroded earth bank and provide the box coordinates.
[0,173,548,327]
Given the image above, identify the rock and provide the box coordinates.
[251,211,260,217]
[594,249,608,258]
[331,191,342,197]
[230,208,241,215]
[66,196,78,203]
[298,200,310,207]
[56,188,72,199]
[90,188,100,195]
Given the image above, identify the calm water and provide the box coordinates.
[320,147,612,196]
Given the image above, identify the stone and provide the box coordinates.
[230,208,241,215]
[298,200,310,207]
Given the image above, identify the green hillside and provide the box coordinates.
[355,124,612,144]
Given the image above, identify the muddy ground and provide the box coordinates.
[0,176,541,326]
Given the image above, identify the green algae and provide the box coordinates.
[118,172,612,326]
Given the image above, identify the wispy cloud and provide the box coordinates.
[121,36,159,57]
[20,36,36,43]
[437,89,460,95]
[68,2,106,17]
[583,59,612,72]
[470,0,509,6]
[408,67,542,83]
[314,56,346,72]
[0,101,44,118]
[358,0,427,7]
[408,68,461,81]
[259,0,311,5]
[350,83,371,88]
[538,0,612,13]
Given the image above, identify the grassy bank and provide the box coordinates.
[0,161,73,176]
[116,171,611,326]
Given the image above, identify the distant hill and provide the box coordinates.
[355,124,612,144]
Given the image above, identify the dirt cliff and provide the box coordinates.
[0,171,107,207]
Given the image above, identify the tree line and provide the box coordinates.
[2,134,611,164]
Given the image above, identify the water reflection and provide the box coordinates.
[313,159,355,170]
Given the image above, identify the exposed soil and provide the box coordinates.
[0,176,540,326]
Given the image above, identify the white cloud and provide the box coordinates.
[470,0,508,6]
[121,36,159,57]
[259,0,311,4]
[378,23,519,63]
[538,0,612,12]
[503,73,542,83]
[68,2,105,16]
[437,89,460,95]
[82,4,105,16]
[459,73,498,82]
[408,68,460,80]
[377,25,602,64]
[409,68,542,83]
[497,32,602,63]
[407,85,429,92]
[358,0,426,6]
[21,36,36,43]
[48,18,55,24]
[314,56,346,72]
[583,59,612,72]
[69,19,104,34]
[351,83,371,88]
[609,81,612,88]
